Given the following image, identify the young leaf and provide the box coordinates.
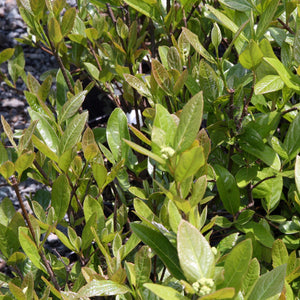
[214,165,240,215]
[59,91,87,124]
[174,146,205,182]
[107,108,130,163]
[254,75,284,95]
[295,155,300,195]
[177,220,215,282]
[60,111,88,155]
[61,7,76,36]
[78,280,131,298]
[48,17,63,45]
[144,283,189,300]
[152,59,171,94]
[239,40,263,70]
[182,27,216,64]
[255,0,280,40]
[173,91,203,153]
[28,109,60,153]
[51,174,71,222]
[135,246,151,288]
[0,48,15,65]
[1,115,17,149]
[130,222,185,280]
[15,151,35,177]
[247,264,286,300]
[272,239,288,268]
[123,74,152,98]
[0,161,15,180]
[284,113,300,160]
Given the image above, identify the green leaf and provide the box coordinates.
[173,91,204,153]
[239,221,274,248]
[131,222,185,280]
[124,74,152,98]
[1,115,17,149]
[254,75,284,94]
[135,246,151,288]
[92,163,107,191]
[107,108,130,163]
[48,17,63,45]
[152,59,171,94]
[0,198,15,226]
[31,135,58,162]
[18,227,45,272]
[241,258,260,297]
[134,198,156,222]
[205,4,247,53]
[28,109,60,153]
[59,91,87,124]
[51,174,71,222]
[284,113,300,160]
[177,220,215,282]
[214,165,240,215]
[0,141,8,165]
[144,283,189,300]
[272,239,288,268]
[255,0,280,40]
[239,40,263,70]
[263,57,300,92]
[240,142,281,171]
[78,280,130,297]
[247,264,286,300]
[168,200,182,233]
[123,0,162,24]
[211,23,222,49]
[60,111,88,155]
[182,27,216,64]
[219,0,253,12]
[0,48,15,65]
[235,166,258,188]
[61,7,76,36]
[0,161,15,180]
[219,239,252,293]
[174,146,205,182]
[124,139,166,165]
[190,175,207,207]
[167,47,182,71]
[8,282,26,300]
[295,155,300,195]
[199,288,235,299]
[116,18,129,39]
[15,151,35,176]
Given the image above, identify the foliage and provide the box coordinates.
[0,0,300,299]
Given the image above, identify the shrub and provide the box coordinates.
[0,0,300,299]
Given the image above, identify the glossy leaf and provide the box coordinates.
[214,165,240,215]
[61,7,76,36]
[239,40,263,70]
[254,75,284,94]
[174,146,205,182]
[135,246,151,288]
[59,91,87,124]
[0,161,15,180]
[15,151,35,176]
[235,167,258,188]
[124,74,152,98]
[60,111,88,155]
[255,0,280,40]
[144,284,189,300]
[28,109,60,153]
[51,174,70,221]
[182,27,215,64]
[295,155,300,195]
[152,59,171,94]
[284,113,300,160]
[173,91,203,153]
[177,220,215,282]
[78,279,131,297]
[107,108,130,163]
[130,222,185,280]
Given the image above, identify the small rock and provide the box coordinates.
[2,98,25,108]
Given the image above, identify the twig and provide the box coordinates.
[11,176,60,291]
[33,160,53,186]
[277,18,295,35]
[251,175,276,190]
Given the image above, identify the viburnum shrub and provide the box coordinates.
[0,0,300,299]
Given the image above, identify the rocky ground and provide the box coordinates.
[0,0,58,207]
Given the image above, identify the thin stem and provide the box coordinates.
[251,175,276,190]
[11,176,60,291]
[277,18,295,35]
[33,160,53,186]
